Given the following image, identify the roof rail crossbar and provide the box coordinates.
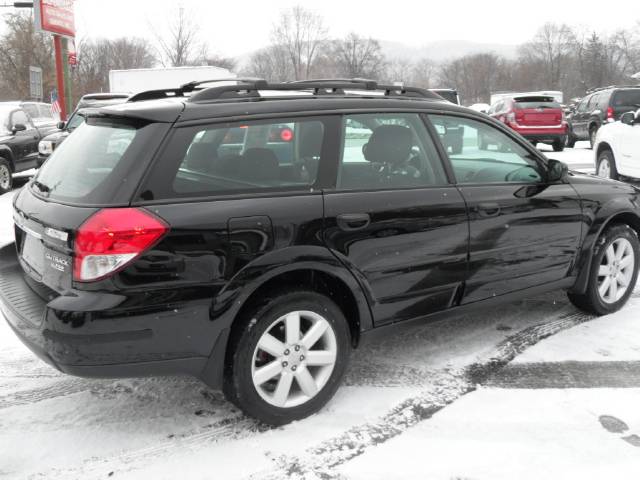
[188,79,441,102]
[128,78,269,103]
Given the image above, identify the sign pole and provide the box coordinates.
[62,37,72,115]
[53,34,67,120]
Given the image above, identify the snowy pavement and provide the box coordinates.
[1,145,640,479]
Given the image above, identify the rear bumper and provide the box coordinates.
[509,124,567,143]
[0,243,225,386]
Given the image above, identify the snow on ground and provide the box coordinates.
[1,146,640,479]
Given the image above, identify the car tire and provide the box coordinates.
[224,290,351,425]
[0,158,13,195]
[589,126,598,149]
[568,224,640,316]
[566,132,577,148]
[552,139,565,152]
[596,149,619,180]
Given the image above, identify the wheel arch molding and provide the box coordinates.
[212,245,375,339]
[571,204,640,295]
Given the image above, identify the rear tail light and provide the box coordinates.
[74,208,169,282]
[607,107,614,121]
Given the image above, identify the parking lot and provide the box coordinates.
[2,143,640,479]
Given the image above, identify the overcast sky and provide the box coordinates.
[71,0,637,57]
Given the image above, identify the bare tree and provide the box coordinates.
[153,6,204,67]
[331,33,385,79]
[0,12,55,101]
[243,45,293,82]
[271,6,327,80]
[519,23,575,89]
[410,58,436,88]
[203,54,237,72]
[72,38,155,99]
[384,58,413,84]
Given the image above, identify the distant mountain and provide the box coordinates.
[380,39,519,62]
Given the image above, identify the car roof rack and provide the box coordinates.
[127,78,266,102]
[186,78,441,102]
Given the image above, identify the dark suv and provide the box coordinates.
[1,79,639,425]
[567,86,640,148]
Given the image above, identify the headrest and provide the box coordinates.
[362,125,413,165]
[242,148,280,181]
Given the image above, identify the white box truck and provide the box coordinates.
[108,66,235,94]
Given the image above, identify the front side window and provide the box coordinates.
[577,96,591,113]
[144,117,327,199]
[337,113,447,190]
[429,115,544,184]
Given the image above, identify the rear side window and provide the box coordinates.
[612,90,640,107]
[33,117,166,204]
[338,113,447,190]
[142,117,328,200]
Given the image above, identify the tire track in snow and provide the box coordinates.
[0,377,90,409]
[35,414,274,480]
[252,308,599,480]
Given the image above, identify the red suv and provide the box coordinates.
[489,95,567,151]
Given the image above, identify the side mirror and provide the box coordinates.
[621,112,635,126]
[547,159,569,183]
[11,123,27,134]
[57,121,66,130]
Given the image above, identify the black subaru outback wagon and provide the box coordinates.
[1,79,639,425]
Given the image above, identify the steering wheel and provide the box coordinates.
[505,166,540,182]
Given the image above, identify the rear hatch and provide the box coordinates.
[13,115,170,293]
[513,96,563,126]
[610,89,640,119]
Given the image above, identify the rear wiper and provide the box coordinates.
[32,180,50,194]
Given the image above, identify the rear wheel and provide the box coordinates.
[0,158,12,195]
[566,132,577,148]
[224,290,350,425]
[552,139,565,152]
[568,224,639,315]
[596,149,618,180]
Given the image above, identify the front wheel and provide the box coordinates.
[566,132,577,148]
[568,224,639,315]
[224,290,350,425]
[0,158,13,195]
[596,149,619,180]
[552,139,565,152]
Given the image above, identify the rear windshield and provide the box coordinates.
[433,90,459,104]
[513,97,561,109]
[612,90,640,107]
[32,117,165,204]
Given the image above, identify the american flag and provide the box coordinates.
[51,90,62,117]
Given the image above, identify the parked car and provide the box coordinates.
[593,108,640,180]
[0,103,57,194]
[2,79,640,425]
[7,101,58,131]
[567,86,640,149]
[431,88,464,153]
[469,103,491,114]
[37,93,130,165]
[488,95,567,151]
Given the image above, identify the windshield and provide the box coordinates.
[66,111,85,131]
[0,107,13,132]
[32,116,165,204]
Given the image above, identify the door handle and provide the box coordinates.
[476,202,501,217]
[337,213,370,231]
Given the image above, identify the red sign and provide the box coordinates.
[34,0,75,38]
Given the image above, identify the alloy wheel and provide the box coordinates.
[0,164,10,190]
[251,310,337,408]
[598,158,611,179]
[597,238,635,304]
